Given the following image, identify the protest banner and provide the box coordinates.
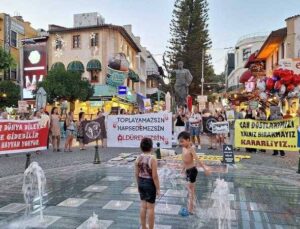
[0,119,49,154]
[107,113,172,148]
[202,116,217,134]
[235,118,299,151]
[212,121,229,134]
[82,117,106,144]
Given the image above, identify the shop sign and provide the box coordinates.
[90,101,104,107]
[23,41,47,99]
[197,95,207,103]
[223,145,235,164]
[279,58,300,74]
[106,67,127,87]
[4,14,11,52]
[11,20,25,35]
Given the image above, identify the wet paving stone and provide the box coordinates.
[0,155,299,228]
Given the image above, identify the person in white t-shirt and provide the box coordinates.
[188,106,202,149]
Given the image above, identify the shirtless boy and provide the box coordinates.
[178,131,211,214]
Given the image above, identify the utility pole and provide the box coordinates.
[201,49,205,96]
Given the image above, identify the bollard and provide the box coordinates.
[93,140,101,164]
[25,153,31,169]
[155,142,161,159]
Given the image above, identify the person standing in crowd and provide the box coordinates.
[228,105,243,150]
[64,112,75,152]
[1,111,8,120]
[50,107,61,152]
[188,106,202,149]
[97,110,107,148]
[269,108,285,157]
[174,106,186,141]
[32,110,41,120]
[0,112,9,157]
[77,111,86,150]
[283,110,293,119]
[245,109,256,153]
[215,110,226,150]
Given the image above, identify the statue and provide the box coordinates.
[171,61,193,107]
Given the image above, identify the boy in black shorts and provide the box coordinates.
[178,131,211,214]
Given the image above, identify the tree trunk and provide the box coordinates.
[70,101,75,112]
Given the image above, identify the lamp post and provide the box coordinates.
[201,50,205,96]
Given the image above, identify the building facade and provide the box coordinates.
[227,34,267,90]
[0,13,37,82]
[255,15,300,77]
[47,13,143,115]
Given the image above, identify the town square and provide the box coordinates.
[0,1,300,228]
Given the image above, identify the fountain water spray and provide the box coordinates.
[22,162,46,220]
[86,212,101,229]
[208,178,232,229]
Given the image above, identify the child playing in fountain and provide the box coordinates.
[178,131,211,215]
[135,138,160,229]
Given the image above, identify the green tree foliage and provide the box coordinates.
[0,81,20,108]
[166,0,215,96]
[0,47,16,71]
[37,69,94,110]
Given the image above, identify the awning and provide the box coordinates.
[128,69,140,83]
[239,70,252,83]
[67,61,84,73]
[244,53,257,68]
[86,59,102,71]
[51,62,65,71]
[256,27,287,60]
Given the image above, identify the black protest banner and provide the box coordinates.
[202,116,217,134]
[82,117,105,144]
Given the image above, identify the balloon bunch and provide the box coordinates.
[256,69,300,101]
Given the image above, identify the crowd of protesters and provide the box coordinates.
[172,104,295,157]
[0,103,298,157]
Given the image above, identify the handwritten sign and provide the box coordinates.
[212,121,229,134]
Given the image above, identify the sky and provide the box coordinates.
[1,0,300,74]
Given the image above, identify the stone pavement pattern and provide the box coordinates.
[0,150,299,229]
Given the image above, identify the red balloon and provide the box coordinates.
[274,81,282,90]
[287,84,295,92]
[266,78,275,90]
[293,74,300,85]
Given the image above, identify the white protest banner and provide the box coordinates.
[212,121,229,134]
[107,113,172,148]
